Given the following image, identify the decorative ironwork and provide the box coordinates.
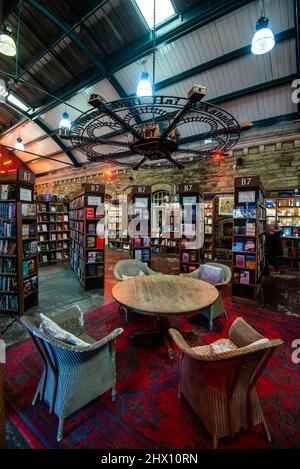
[59,86,242,169]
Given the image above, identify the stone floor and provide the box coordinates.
[1,247,300,448]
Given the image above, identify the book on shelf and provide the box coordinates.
[239,270,250,284]
[0,221,16,237]
[143,237,151,247]
[246,255,256,269]
[96,238,104,249]
[182,252,190,263]
[24,275,38,294]
[0,275,18,292]
[233,272,240,282]
[85,207,95,219]
[236,254,245,267]
[87,237,95,248]
[97,265,104,276]
[22,203,36,218]
[246,222,256,236]
[233,240,244,251]
[87,264,96,277]
[0,184,16,200]
[134,238,142,247]
[245,240,255,252]
[142,249,150,261]
[189,251,198,262]
[0,202,16,218]
[87,252,96,263]
[135,249,142,260]
[0,257,17,273]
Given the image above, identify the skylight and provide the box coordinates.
[7,93,29,112]
[135,0,175,28]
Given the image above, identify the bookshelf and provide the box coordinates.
[203,196,214,260]
[266,196,300,268]
[152,202,181,255]
[69,184,105,289]
[129,185,151,264]
[232,176,266,303]
[0,169,38,315]
[107,195,129,249]
[37,195,69,264]
[177,182,204,273]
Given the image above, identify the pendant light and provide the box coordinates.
[59,110,71,130]
[15,129,24,151]
[251,1,275,55]
[136,71,152,96]
[0,25,16,57]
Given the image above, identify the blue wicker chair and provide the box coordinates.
[20,307,123,441]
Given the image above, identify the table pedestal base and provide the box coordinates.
[128,317,197,360]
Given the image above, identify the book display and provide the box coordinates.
[232,176,266,302]
[37,195,69,264]
[69,184,105,289]
[177,183,204,273]
[203,196,214,260]
[0,169,38,314]
[129,186,151,264]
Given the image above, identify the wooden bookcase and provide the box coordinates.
[107,195,129,249]
[203,195,215,260]
[0,363,4,448]
[151,201,181,255]
[69,184,105,290]
[0,169,38,315]
[37,196,70,264]
[129,185,151,264]
[232,176,266,303]
[177,182,204,273]
[266,196,300,269]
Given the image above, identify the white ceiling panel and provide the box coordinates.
[27,153,71,174]
[114,0,295,95]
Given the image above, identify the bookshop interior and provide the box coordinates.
[0,0,299,453]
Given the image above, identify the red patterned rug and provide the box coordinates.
[3,300,300,449]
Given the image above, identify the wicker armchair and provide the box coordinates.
[20,307,123,441]
[183,262,232,329]
[114,259,159,281]
[169,317,282,449]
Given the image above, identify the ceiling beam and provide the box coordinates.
[31,0,255,113]
[0,100,81,167]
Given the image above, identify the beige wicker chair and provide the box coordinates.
[169,317,282,449]
[183,262,232,329]
[114,259,159,281]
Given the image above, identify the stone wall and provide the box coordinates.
[35,122,300,197]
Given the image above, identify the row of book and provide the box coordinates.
[39,233,69,241]
[234,223,256,236]
[23,240,38,258]
[38,223,69,232]
[133,237,151,247]
[234,254,256,268]
[233,271,252,285]
[23,259,36,277]
[70,194,84,210]
[0,221,16,238]
[22,203,36,218]
[86,264,104,277]
[40,252,69,262]
[134,249,150,261]
[0,240,16,255]
[70,240,84,258]
[0,295,18,311]
[24,275,38,295]
[22,224,36,238]
[234,205,258,219]
[181,251,199,263]
[70,208,85,220]
[87,251,104,263]
[70,220,84,232]
[0,258,17,273]
[38,214,69,222]
[38,242,69,252]
[0,184,16,200]
[233,239,256,252]
[38,204,68,213]
[0,202,16,218]
[70,230,84,245]
[0,275,18,292]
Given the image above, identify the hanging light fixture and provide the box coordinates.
[59,110,71,130]
[15,129,24,151]
[136,71,152,97]
[0,25,16,57]
[251,1,275,55]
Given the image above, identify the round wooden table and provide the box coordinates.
[112,274,218,359]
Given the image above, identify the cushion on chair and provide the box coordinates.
[192,338,238,357]
[39,314,89,346]
[121,270,145,280]
[200,264,224,285]
[242,338,270,349]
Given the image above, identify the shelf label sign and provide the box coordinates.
[235,176,260,187]
[18,169,35,184]
[20,187,32,202]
